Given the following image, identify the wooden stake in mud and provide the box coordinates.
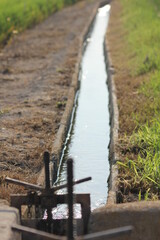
[44,151,50,189]
[44,151,52,232]
[67,158,74,240]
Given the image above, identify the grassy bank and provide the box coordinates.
[117,0,160,200]
[0,0,76,46]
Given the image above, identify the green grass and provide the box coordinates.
[0,0,76,46]
[119,0,160,199]
[121,0,160,76]
[118,121,160,199]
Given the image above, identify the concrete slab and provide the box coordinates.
[90,201,160,240]
[0,203,21,240]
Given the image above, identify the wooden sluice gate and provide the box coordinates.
[5,152,133,240]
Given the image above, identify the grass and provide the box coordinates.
[121,0,160,76]
[118,0,160,200]
[0,0,77,47]
[118,121,160,200]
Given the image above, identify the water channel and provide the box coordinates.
[55,4,111,214]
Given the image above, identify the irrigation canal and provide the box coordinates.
[54,4,111,215]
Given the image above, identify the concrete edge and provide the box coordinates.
[0,206,21,240]
[104,5,119,205]
[90,201,160,240]
[37,0,102,187]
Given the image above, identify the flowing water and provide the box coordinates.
[54,4,111,215]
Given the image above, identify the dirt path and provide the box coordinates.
[0,0,99,199]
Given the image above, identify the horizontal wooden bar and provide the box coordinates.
[52,177,92,192]
[12,224,133,240]
[79,226,133,240]
[6,176,91,194]
[12,224,66,240]
[5,177,44,191]
[10,193,90,206]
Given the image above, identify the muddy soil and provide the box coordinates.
[0,0,99,200]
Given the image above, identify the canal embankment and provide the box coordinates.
[106,0,160,202]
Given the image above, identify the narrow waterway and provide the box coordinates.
[56,5,111,211]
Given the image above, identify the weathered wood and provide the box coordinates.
[6,176,91,193]
[8,157,91,236]
[44,151,51,189]
[10,192,90,235]
[79,226,133,240]
[12,224,133,240]
[5,177,44,191]
[67,159,73,240]
[12,224,66,240]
